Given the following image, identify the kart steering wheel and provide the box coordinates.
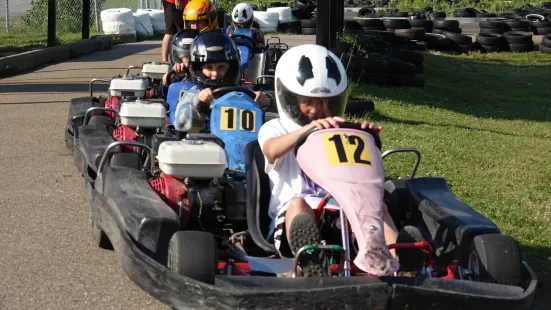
[212,86,257,100]
[294,122,382,155]
[231,35,255,53]
[165,70,177,87]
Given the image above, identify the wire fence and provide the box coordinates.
[0,0,163,50]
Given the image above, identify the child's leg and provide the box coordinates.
[383,203,398,258]
[276,197,327,277]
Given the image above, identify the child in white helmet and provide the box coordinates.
[227,3,265,46]
[258,44,400,277]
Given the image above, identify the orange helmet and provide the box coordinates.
[183,0,219,33]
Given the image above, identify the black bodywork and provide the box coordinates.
[76,132,538,309]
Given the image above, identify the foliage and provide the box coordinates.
[22,0,106,33]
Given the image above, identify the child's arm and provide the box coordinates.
[262,125,313,164]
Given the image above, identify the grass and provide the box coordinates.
[349,51,551,289]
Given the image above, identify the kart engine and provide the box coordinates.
[150,139,247,233]
[112,99,168,152]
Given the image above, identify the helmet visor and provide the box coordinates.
[276,78,348,127]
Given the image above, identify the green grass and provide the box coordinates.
[349,51,551,287]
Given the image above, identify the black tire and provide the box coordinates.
[443,31,473,45]
[480,45,502,53]
[364,30,396,40]
[109,153,142,170]
[364,57,389,73]
[382,19,411,30]
[479,20,507,29]
[395,28,425,41]
[510,27,529,32]
[301,27,316,35]
[465,234,523,287]
[345,99,375,117]
[509,43,535,52]
[360,73,391,86]
[432,12,446,18]
[503,31,533,44]
[543,33,551,46]
[344,20,364,31]
[476,33,507,46]
[286,27,301,35]
[528,20,551,28]
[454,9,476,18]
[536,27,551,35]
[408,19,433,31]
[167,231,218,285]
[540,43,551,53]
[386,57,417,75]
[356,18,384,28]
[277,22,289,32]
[479,27,505,34]
[425,33,451,49]
[358,7,376,18]
[300,19,316,28]
[505,19,530,28]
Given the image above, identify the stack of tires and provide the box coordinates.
[253,11,279,33]
[432,20,462,34]
[137,9,166,34]
[503,31,535,52]
[101,8,136,35]
[539,34,551,52]
[337,41,425,88]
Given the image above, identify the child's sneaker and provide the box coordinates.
[288,213,328,277]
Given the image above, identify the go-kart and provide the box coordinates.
[84,122,537,310]
[64,62,170,151]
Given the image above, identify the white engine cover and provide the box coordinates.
[141,61,170,80]
[119,99,167,128]
[109,75,149,98]
[157,140,227,179]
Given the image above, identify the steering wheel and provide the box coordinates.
[165,70,177,87]
[294,122,382,155]
[212,86,256,100]
[231,35,255,53]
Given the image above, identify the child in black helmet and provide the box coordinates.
[174,31,268,133]
[161,29,200,98]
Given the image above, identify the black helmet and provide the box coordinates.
[189,31,241,88]
[170,29,200,65]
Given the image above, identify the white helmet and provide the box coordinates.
[274,44,348,132]
[232,3,254,28]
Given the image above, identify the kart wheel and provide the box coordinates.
[465,234,522,286]
[167,231,218,285]
[88,202,113,250]
[109,153,141,170]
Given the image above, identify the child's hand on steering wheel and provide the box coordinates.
[173,63,187,76]
[308,116,346,130]
[197,88,214,104]
[354,120,383,133]
[254,91,268,108]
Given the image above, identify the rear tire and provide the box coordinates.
[465,234,523,287]
[167,231,218,285]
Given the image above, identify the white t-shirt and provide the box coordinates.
[257,119,325,232]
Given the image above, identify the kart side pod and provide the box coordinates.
[156,140,227,179]
[295,126,400,276]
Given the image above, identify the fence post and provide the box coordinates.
[83,0,90,39]
[94,0,99,32]
[47,0,56,47]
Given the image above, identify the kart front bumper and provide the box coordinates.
[89,182,538,310]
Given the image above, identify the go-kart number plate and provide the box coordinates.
[219,107,257,132]
[322,133,373,167]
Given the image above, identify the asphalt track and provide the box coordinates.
[0,33,545,309]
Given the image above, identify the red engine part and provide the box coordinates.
[105,96,120,117]
[145,87,156,98]
[150,173,190,228]
[112,125,138,152]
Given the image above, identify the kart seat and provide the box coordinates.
[245,141,277,254]
[243,52,266,86]
[77,125,119,176]
[406,177,500,251]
